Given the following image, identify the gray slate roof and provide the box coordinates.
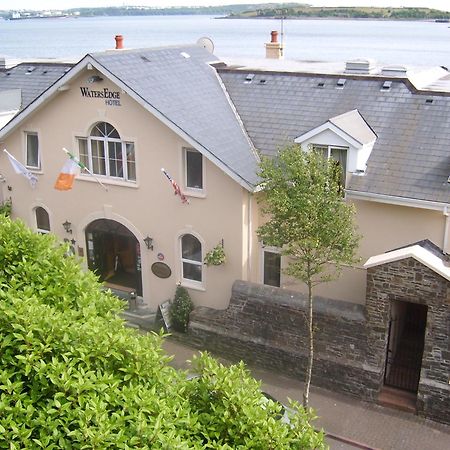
[0,63,72,110]
[90,45,259,188]
[219,70,450,204]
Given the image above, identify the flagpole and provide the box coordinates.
[62,148,108,191]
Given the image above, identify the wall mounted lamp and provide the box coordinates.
[62,220,72,234]
[87,75,103,83]
[143,236,153,250]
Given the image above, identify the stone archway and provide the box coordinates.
[85,219,142,296]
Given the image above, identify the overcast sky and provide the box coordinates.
[2,1,450,12]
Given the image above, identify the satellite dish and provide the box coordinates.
[196,37,215,54]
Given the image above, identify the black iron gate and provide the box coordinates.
[384,303,427,393]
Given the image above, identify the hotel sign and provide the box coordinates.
[80,87,121,106]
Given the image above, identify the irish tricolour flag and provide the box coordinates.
[54,154,80,191]
[54,148,108,191]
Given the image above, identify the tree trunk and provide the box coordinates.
[303,280,314,408]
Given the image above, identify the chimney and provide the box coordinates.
[265,31,283,59]
[115,35,124,50]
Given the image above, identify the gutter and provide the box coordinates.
[346,189,449,212]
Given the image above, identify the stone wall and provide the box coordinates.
[188,280,380,400]
[188,259,450,425]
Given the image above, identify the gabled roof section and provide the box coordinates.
[0,46,258,191]
[89,45,259,189]
[364,242,450,281]
[219,69,450,204]
[329,109,377,145]
[295,109,376,148]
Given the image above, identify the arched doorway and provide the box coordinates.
[85,219,142,296]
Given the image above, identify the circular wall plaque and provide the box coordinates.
[151,262,171,279]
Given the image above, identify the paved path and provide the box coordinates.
[162,338,450,450]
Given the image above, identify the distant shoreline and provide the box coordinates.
[220,16,444,23]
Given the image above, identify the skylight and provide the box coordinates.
[336,78,346,88]
[381,80,392,91]
[244,73,255,84]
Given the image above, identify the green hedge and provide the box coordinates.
[0,216,325,449]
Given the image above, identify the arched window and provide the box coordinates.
[77,122,136,182]
[35,207,50,234]
[181,234,202,283]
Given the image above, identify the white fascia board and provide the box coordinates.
[295,122,362,148]
[364,244,450,281]
[346,189,449,212]
[0,55,255,192]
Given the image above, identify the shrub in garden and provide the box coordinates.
[0,216,325,449]
[169,285,194,332]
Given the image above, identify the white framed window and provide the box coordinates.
[180,234,203,283]
[312,144,348,187]
[262,247,281,287]
[25,132,40,169]
[184,148,203,191]
[77,122,136,182]
[35,206,50,234]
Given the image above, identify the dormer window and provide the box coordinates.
[295,109,377,179]
[312,144,348,187]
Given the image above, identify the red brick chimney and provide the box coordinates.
[265,30,283,59]
[115,35,124,50]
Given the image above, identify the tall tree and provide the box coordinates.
[257,144,360,407]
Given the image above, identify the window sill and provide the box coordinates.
[77,175,139,189]
[184,188,206,199]
[180,279,206,292]
[27,168,43,174]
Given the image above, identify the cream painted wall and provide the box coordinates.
[252,196,446,305]
[0,68,250,310]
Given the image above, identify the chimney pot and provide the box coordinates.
[265,31,283,59]
[115,35,124,50]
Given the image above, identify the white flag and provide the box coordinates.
[3,149,38,188]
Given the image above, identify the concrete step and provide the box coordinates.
[378,386,417,413]
[121,308,157,331]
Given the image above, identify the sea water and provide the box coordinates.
[1,15,450,67]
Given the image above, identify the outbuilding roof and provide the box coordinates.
[219,69,450,205]
[0,63,72,111]
[364,241,450,281]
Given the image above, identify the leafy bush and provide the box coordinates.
[0,216,325,448]
[186,353,326,449]
[0,199,11,217]
[169,285,194,332]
